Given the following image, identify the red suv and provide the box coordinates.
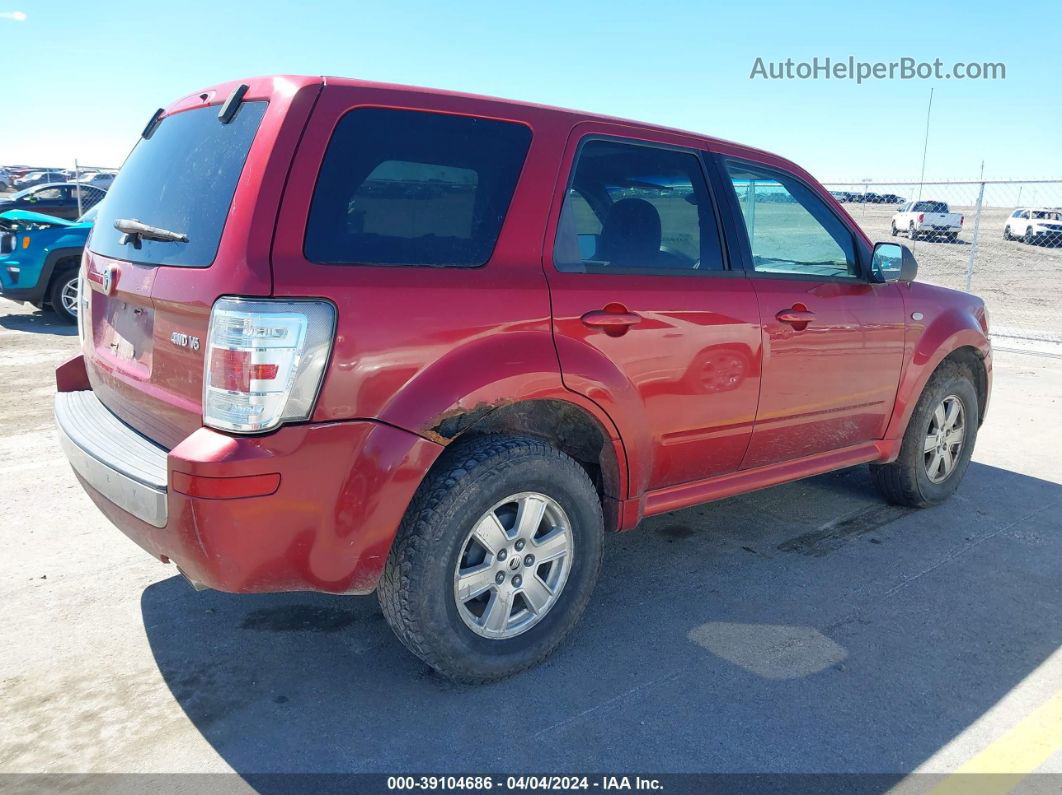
[55,76,991,682]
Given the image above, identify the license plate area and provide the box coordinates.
[96,296,154,377]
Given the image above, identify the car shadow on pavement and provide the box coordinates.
[141,461,1062,776]
[0,310,76,336]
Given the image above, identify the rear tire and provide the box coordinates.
[1003,226,1012,240]
[909,223,919,241]
[49,268,79,325]
[891,222,899,236]
[378,435,604,683]
[870,361,979,508]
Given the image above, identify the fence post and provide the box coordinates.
[74,158,83,217]
[964,181,985,293]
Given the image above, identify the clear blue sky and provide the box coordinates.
[4,0,1059,181]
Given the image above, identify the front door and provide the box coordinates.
[545,127,762,495]
[716,157,906,469]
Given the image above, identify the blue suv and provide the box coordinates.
[0,205,96,323]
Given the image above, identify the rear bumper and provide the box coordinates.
[55,356,443,594]
[56,391,168,527]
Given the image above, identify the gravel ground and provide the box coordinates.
[847,202,1062,344]
[0,298,1060,782]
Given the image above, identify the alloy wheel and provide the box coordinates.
[923,395,966,484]
[60,276,79,317]
[453,492,573,640]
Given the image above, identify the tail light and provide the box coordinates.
[203,297,336,433]
[917,213,925,223]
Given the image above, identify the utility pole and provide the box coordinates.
[917,88,934,203]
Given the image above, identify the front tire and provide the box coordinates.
[49,269,79,325]
[1024,227,1036,245]
[870,361,979,508]
[891,221,899,236]
[1003,226,1012,240]
[378,435,604,683]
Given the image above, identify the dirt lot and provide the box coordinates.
[848,202,1062,344]
[1,299,1060,782]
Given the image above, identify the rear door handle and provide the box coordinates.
[775,306,815,326]
[581,310,642,329]
[580,309,642,334]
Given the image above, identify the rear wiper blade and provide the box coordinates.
[114,218,188,248]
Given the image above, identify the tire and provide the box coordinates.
[909,223,919,241]
[49,268,79,325]
[870,361,979,508]
[891,222,899,237]
[1003,226,1010,240]
[1024,227,1035,245]
[378,434,604,683]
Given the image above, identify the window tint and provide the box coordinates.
[723,159,857,279]
[305,108,531,267]
[90,101,267,267]
[554,139,724,274]
[34,187,63,201]
[913,201,948,213]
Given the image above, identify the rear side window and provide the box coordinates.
[90,102,267,267]
[553,139,725,275]
[913,201,948,213]
[305,108,532,267]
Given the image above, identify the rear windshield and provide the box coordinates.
[913,201,948,213]
[305,108,532,267]
[90,101,267,267]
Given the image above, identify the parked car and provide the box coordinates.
[891,200,964,241]
[55,76,991,683]
[0,168,13,191]
[1003,208,1062,246]
[829,190,853,202]
[76,172,116,189]
[14,170,67,189]
[0,183,106,221]
[877,193,905,205]
[0,205,96,323]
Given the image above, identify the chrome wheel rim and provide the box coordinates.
[453,492,573,640]
[61,277,79,316]
[924,395,966,483]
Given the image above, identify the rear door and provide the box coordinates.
[714,156,905,468]
[82,79,320,447]
[545,124,762,494]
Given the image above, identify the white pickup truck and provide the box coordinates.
[891,200,964,242]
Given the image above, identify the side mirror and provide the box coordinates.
[871,241,917,284]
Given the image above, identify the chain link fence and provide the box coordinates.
[823,180,1062,354]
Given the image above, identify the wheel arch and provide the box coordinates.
[885,308,991,441]
[942,346,989,426]
[41,246,85,300]
[413,396,628,533]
